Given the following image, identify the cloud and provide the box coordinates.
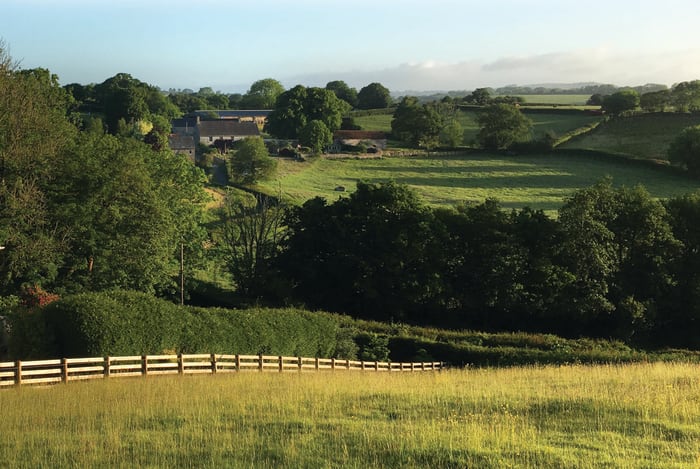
[280,47,700,93]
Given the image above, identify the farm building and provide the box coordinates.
[168,134,196,161]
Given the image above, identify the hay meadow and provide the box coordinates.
[2,363,699,468]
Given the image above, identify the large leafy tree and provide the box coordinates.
[229,137,277,184]
[49,133,208,294]
[671,80,700,112]
[299,120,332,153]
[391,96,443,148]
[240,78,284,109]
[476,103,532,150]
[325,80,358,108]
[601,90,640,115]
[357,82,392,109]
[668,125,700,176]
[265,86,348,139]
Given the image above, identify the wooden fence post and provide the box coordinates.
[235,354,241,372]
[210,353,217,374]
[141,355,148,377]
[331,358,336,371]
[62,358,69,383]
[15,360,21,386]
[297,356,302,372]
[258,353,264,372]
[177,354,184,375]
[278,356,283,373]
[315,357,319,371]
[104,356,111,378]
[374,361,379,371]
[361,361,366,371]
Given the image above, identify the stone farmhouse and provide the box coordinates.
[169,113,264,159]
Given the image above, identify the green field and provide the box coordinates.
[2,364,698,468]
[259,153,700,212]
[514,94,592,106]
[354,110,601,145]
[561,113,700,160]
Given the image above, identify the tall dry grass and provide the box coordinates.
[1,363,698,468]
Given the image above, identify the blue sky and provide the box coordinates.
[2,0,700,93]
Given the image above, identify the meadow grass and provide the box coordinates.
[258,153,700,212]
[514,95,592,106]
[561,113,700,160]
[1,363,698,468]
[354,111,601,145]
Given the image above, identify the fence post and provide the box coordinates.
[315,357,319,371]
[104,356,111,378]
[361,361,366,371]
[278,356,283,373]
[298,356,303,372]
[62,358,69,383]
[235,354,241,372]
[210,353,217,374]
[141,355,148,377]
[258,353,264,372]
[374,361,379,371]
[331,358,336,371]
[388,361,392,372]
[421,362,425,371]
[15,360,21,386]
[346,359,350,370]
[177,354,184,375]
[411,362,415,372]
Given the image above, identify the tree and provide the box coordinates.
[229,137,277,184]
[326,80,358,108]
[299,120,332,153]
[476,104,532,150]
[265,86,348,140]
[391,97,443,148]
[601,90,639,115]
[220,191,286,299]
[640,89,671,112]
[440,119,463,147]
[668,125,700,175]
[586,94,605,106]
[464,88,492,105]
[671,80,700,112]
[240,78,284,109]
[357,82,392,109]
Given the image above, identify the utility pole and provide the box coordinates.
[180,242,184,306]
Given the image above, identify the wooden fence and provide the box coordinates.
[0,354,444,388]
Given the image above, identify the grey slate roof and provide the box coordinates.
[194,110,271,119]
[197,121,260,138]
[168,134,195,150]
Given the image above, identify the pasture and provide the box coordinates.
[561,113,700,160]
[258,153,700,212]
[353,110,601,144]
[1,363,697,468]
[515,94,592,106]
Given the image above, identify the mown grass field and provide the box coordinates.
[515,94,592,106]
[354,110,601,145]
[258,153,700,212]
[561,113,700,160]
[2,364,698,468]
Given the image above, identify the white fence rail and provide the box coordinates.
[0,354,445,388]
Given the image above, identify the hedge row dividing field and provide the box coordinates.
[1,363,698,468]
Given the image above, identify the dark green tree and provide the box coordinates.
[390,96,443,148]
[240,78,284,109]
[601,90,640,115]
[476,103,532,150]
[265,86,348,139]
[640,89,671,112]
[464,88,492,105]
[229,137,277,184]
[299,120,332,153]
[668,125,700,175]
[326,80,358,108]
[357,82,392,109]
[671,80,700,112]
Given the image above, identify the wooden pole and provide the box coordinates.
[104,356,111,378]
[15,360,21,386]
[62,358,69,383]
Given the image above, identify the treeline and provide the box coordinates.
[238,180,700,349]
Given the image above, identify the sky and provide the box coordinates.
[2,0,700,93]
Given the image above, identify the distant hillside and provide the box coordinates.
[561,113,700,160]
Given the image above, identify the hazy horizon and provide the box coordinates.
[3,0,700,93]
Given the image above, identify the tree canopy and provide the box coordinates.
[325,80,358,108]
[601,90,640,115]
[668,125,700,176]
[391,97,443,148]
[357,82,392,109]
[229,137,277,184]
[265,86,349,139]
[476,104,532,150]
[239,78,285,109]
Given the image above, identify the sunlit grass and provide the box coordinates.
[561,113,700,160]
[1,363,698,468]
[258,153,700,212]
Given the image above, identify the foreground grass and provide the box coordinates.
[561,113,700,160]
[258,153,700,212]
[1,364,698,468]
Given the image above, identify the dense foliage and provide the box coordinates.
[9,290,339,359]
[476,104,533,149]
[265,180,700,349]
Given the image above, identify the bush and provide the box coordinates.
[22,290,341,358]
